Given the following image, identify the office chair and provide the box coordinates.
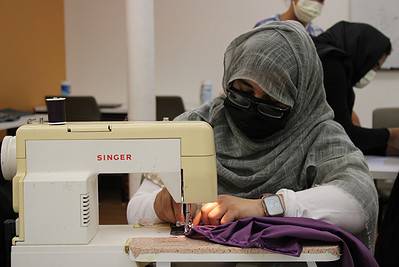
[46,96,101,121]
[372,108,399,128]
[156,96,185,121]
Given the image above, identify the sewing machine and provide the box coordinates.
[5,121,218,267]
[3,121,341,267]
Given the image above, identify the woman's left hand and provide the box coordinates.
[193,195,265,226]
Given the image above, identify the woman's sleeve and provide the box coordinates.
[277,185,365,234]
[126,179,162,225]
[322,56,389,155]
[304,125,378,247]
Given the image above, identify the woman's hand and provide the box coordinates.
[387,128,399,156]
[193,195,265,226]
[352,111,361,126]
[153,187,199,224]
[154,187,184,224]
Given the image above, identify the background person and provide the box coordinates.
[312,21,399,156]
[254,0,325,36]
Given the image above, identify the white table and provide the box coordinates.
[128,236,339,267]
[12,225,339,267]
[366,156,399,180]
[0,114,48,131]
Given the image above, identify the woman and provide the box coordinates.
[127,21,378,248]
[255,0,325,36]
[312,21,399,156]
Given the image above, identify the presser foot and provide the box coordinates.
[170,204,193,235]
[184,203,193,234]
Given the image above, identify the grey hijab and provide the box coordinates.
[175,21,378,248]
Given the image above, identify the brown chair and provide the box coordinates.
[156,96,185,121]
[46,96,101,121]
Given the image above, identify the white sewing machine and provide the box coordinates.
[3,121,218,267]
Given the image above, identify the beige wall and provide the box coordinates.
[0,0,66,111]
[64,0,128,105]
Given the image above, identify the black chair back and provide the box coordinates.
[46,96,101,121]
[156,96,185,121]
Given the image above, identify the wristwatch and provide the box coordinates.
[261,194,285,217]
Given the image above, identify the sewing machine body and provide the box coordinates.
[11,121,217,246]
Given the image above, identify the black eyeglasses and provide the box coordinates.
[226,87,290,119]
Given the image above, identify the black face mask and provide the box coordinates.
[224,88,290,140]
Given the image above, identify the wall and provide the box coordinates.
[0,0,65,111]
[64,0,128,105]
[354,72,399,127]
[66,0,398,127]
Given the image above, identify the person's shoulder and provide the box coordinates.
[174,96,225,125]
[307,23,324,36]
[321,54,346,67]
[312,120,359,152]
[254,14,279,28]
[173,110,203,122]
[306,120,368,172]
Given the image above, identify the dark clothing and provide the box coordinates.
[313,21,392,155]
[375,173,399,266]
[321,56,389,155]
[188,216,378,267]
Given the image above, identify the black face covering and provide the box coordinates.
[224,88,290,140]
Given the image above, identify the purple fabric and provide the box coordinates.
[186,217,378,267]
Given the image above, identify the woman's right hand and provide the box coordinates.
[154,187,201,224]
[154,187,184,224]
[387,128,399,156]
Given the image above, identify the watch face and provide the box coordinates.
[264,195,284,216]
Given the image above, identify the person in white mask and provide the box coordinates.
[254,0,325,36]
[313,21,398,156]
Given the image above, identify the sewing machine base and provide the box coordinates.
[11,225,339,267]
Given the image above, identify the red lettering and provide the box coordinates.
[97,153,133,161]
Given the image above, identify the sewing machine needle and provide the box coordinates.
[184,203,193,234]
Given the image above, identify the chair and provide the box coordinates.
[46,96,101,121]
[156,96,185,121]
[372,108,399,128]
